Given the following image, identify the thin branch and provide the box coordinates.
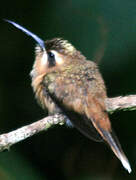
[0,95,136,152]
[105,95,136,113]
[0,114,67,152]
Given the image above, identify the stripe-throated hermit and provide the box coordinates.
[5,19,131,173]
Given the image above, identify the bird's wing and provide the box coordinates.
[43,74,103,141]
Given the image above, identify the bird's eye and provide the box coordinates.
[47,51,56,67]
[48,51,55,58]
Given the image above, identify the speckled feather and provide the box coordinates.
[43,58,110,138]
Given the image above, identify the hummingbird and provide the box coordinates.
[5,19,131,173]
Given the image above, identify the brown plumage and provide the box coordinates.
[5,20,131,173]
[31,38,131,173]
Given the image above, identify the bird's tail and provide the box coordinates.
[85,100,132,173]
[100,129,132,173]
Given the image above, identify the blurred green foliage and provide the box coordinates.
[0,151,45,180]
[0,0,136,179]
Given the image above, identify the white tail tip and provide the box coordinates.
[120,155,132,173]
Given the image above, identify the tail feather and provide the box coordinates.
[85,101,132,173]
[100,129,132,173]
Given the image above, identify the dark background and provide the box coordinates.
[0,0,136,179]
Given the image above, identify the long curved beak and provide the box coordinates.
[4,19,45,50]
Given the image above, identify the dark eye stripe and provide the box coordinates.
[48,51,55,58]
[47,51,56,67]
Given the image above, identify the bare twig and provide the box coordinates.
[0,95,136,152]
[0,114,66,152]
[105,95,136,113]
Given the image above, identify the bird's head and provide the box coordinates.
[5,20,85,80]
[32,37,84,79]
